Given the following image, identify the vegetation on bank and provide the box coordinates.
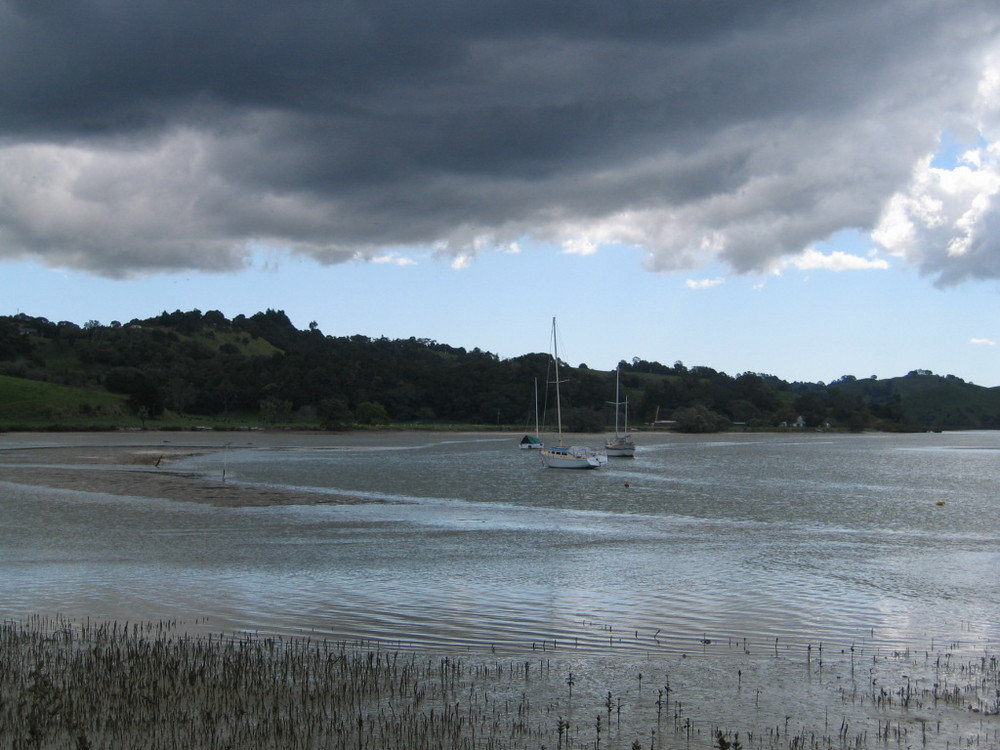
[4,617,997,750]
[1,310,998,433]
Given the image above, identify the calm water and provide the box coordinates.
[2,429,998,748]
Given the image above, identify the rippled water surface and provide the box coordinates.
[2,429,998,747]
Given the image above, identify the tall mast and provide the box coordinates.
[614,367,621,437]
[533,377,540,437]
[551,317,563,445]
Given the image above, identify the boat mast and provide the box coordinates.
[533,376,540,438]
[614,367,621,438]
[551,317,564,446]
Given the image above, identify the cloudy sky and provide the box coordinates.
[2,0,999,385]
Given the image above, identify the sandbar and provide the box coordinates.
[0,437,363,507]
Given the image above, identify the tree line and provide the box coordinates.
[2,310,998,431]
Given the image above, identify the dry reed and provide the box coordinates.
[1,617,997,750]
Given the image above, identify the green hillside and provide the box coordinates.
[835,372,1000,429]
[0,374,132,427]
[1,311,998,432]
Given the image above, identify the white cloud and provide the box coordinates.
[970,337,997,346]
[561,237,598,256]
[873,154,1000,283]
[372,253,417,267]
[685,277,724,290]
[871,50,1000,285]
[784,247,891,272]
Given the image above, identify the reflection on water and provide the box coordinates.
[2,430,999,747]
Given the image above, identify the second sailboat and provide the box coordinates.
[539,317,607,469]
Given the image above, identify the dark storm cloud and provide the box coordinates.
[0,0,997,279]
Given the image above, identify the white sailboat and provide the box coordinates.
[540,318,607,469]
[605,367,636,457]
[519,377,544,449]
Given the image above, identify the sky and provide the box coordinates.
[1,1,1000,386]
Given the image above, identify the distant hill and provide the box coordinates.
[833,372,1000,430]
[1,310,997,432]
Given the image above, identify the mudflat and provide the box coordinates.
[0,439,358,507]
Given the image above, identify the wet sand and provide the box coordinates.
[0,439,359,507]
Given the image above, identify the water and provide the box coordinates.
[1,429,998,747]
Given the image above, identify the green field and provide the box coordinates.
[0,375,262,431]
[0,374,131,426]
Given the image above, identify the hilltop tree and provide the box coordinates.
[356,401,390,425]
[673,404,729,433]
[318,397,354,430]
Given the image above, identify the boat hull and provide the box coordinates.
[540,446,606,469]
[605,446,635,458]
[540,318,606,469]
[604,437,635,458]
[606,367,636,457]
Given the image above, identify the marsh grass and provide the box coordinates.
[2,618,997,750]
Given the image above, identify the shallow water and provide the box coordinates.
[1,429,998,748]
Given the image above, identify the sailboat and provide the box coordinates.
[539,318,607,469]
[605,367,636,457]
[519,377,543,449]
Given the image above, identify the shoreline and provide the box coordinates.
[0,427,969,508]
[0,440,367,507]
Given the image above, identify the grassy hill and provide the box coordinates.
[834,372,1000,430]
[0,375,266,431]
[2,311,999,432]
[0,374,133,428]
